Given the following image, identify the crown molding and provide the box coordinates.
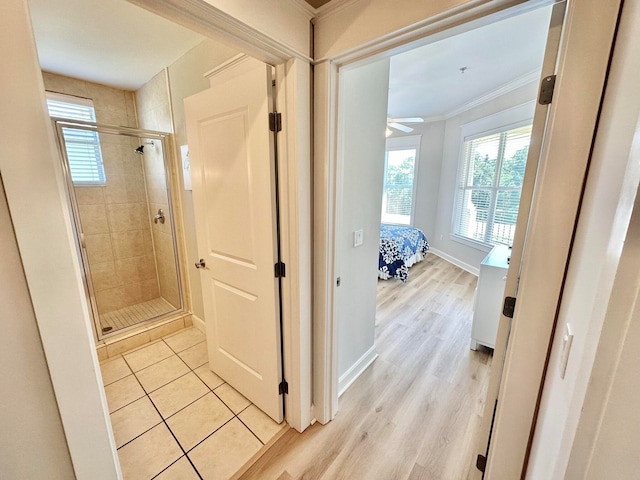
[203,53,249,80]
[314,0,360,23]
[289,0,318,19]
[128,0,312,64]
[444,69,541,119]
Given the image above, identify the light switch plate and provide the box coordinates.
[559,323,574,379]
[354,229,364,247]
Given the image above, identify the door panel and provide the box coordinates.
[185,56,283,423]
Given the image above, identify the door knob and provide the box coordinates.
[195,259,206,269]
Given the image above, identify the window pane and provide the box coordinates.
[491,189,521,245]
[499,125,532,188]
[454,123,532,246]
[455,188,494,243]
[464,133,500,187]
[382,148,416,224]
[47,93,105,186]
[61,127,106,185]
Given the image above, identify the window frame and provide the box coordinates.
[45,92,106,187]
[381,134,421,226]
[451,102,535,250]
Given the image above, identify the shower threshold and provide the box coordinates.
[99,297,175,333]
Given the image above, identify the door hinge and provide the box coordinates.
[274,261,286,278]
[503,296,517,318]
[476,454,487,473]
[279,379,288,395]
[539,74,556,105]
[269,112,282,132]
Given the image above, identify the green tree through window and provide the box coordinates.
[454,125,531,245]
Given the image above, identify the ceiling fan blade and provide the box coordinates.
[389,117,424,123]
[388,122,414,133]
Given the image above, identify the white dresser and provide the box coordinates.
[471,244,510,350]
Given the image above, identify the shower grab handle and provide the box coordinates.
[154,209,165,224]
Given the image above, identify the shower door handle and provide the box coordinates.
[195,259,206,269]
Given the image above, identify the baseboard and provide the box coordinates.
[192,315,206,335]
[429,248,479,276]
[338,345,378,397]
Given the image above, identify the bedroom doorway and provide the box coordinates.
[332,2,563,475]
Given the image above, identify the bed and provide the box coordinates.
[378,224,429,282]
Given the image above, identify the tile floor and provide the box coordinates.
[101,327,285,479]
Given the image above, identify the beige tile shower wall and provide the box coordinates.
[135,70,181,308]
[43,72,160,314]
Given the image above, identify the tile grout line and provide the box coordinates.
[108,329,273,479]
[121,344,204,480]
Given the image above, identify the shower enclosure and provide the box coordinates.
[52,119,183,339]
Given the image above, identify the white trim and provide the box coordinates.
[338,345,378,396]
[128,0,311,64]
[444,70,540,119]
[319,1,554,65]
[203,53,249,80]
[289,0,317,17]
[191,314,206,335]
[429,248,480,276]
[314,0,360,22]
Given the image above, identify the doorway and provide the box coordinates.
[333,3,561,476]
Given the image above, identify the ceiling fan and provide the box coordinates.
[386,116,424,134]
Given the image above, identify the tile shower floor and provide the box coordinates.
[101,327,285,479]
[100,298,175,331]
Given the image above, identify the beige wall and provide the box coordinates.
[0,175,75,479]
[43,72,160,315]
[135,70,181,308]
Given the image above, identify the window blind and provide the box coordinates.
[46,93,106,185]
[454,125,532,246]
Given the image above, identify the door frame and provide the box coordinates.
[314,1,621,479]
[126,1,315,433]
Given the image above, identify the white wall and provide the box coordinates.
[336,58,390,385]
[526,0,640,476]
[167,39,239,321]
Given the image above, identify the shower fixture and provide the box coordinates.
[134,140,155,155]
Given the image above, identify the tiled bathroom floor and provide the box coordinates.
[100,297,175,332]
[100,327,285,479]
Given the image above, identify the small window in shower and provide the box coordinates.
[46,92,106,185]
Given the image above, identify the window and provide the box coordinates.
[453,123,532,246]
[46,92,106,185]
[381,135,421,225]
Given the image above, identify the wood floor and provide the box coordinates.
[240,254,493,480]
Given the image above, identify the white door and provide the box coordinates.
[185,56,283,423]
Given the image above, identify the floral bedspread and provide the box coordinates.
[378,224,429,282]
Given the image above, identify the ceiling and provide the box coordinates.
[28,0,205,90]
[28,0,551,114]
[388,5,552,119]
